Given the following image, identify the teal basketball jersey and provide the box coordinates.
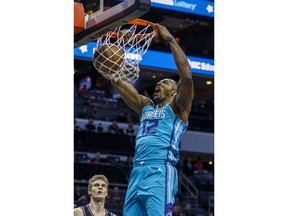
[134,103,188,165]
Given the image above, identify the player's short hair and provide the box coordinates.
[88,174,109,191]
[161,78,177,84]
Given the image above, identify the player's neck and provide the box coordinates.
[157,99,170,108]
[89,200,105,214]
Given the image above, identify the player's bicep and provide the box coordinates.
[112,79,153,114]
[175,78,194,112]
[123,93,153,114]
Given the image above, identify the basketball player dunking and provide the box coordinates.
[104,24,194,216]
[74,175,116,216]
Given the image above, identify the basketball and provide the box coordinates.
[93,43,125,79]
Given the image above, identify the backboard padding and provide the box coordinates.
[74,0,151,48]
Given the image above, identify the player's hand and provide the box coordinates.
[155,24,172,41]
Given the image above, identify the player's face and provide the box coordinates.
[89,179,108,200]
[154,79,176,102]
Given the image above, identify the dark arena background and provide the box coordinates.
[74,0,214,215]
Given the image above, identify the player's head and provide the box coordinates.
[87,174,109,200]
[154,78,177,103]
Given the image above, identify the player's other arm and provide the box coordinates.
[170,36,194,114]
[111,79,154,114]
[156,24,194,122]
[74,208,83,216]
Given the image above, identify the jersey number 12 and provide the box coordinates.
[142,119,159,135]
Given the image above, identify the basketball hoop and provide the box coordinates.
[92,19,157,82]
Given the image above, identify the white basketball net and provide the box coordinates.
[92,22,157,82]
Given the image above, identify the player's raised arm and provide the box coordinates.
[156,24,194,123]
[111,78,154,114]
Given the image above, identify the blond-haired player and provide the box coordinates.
[74,175,116,216]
